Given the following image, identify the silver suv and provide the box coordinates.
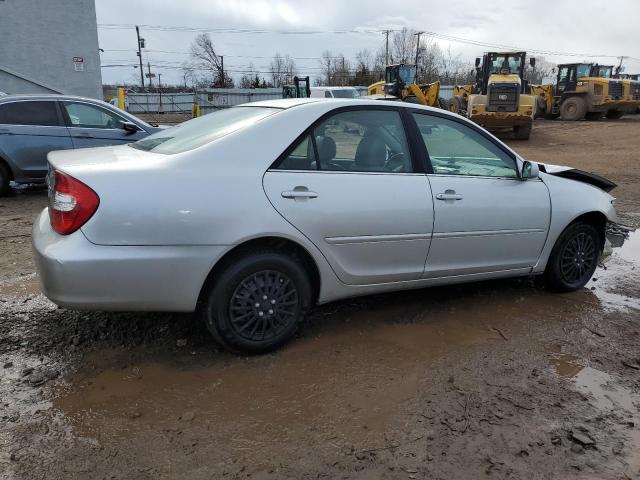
[0,94,158,195]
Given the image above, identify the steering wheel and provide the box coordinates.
[383,152,406,172]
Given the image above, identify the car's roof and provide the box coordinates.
[0,93,107,103]
[246,97,444,113]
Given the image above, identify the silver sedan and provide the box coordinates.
[33,98,618,353]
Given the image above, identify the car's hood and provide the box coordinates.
[537,162,616,192]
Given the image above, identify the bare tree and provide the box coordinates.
[239,62,256,88]
[269,53,296,87]
[390,28,417,65]
[189,33,233,87]
[318,51,333,86]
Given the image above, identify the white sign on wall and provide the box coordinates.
[73,57,84,72]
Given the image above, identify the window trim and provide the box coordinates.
[0,99,65,127]
[270,104,424,174]
[59,100,132,131]
[406,108,521,179]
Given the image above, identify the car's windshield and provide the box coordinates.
[488,54,524,76]
[330,89,360,98]
[130,107,278,154]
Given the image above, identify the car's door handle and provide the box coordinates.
[436,191,463,201]
[76,133,93,138]
[281,190,318,199]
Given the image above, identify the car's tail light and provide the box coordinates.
[48,170,99,235]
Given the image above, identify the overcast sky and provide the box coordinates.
[96,0,640,86]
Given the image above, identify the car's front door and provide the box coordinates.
[410,112,550,278]
[61,101,147,148]
[263,108,434,285]
[0,100,72,181]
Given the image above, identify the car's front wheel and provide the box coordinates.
[544,222,600,292]
[201,250,312,354]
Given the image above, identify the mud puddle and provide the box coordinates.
[589,229,640,311]
[549,349,640,478]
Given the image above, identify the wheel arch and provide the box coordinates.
[196,236,322,309]
[566,210,608,250]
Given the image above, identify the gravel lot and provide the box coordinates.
[1,118,639,480]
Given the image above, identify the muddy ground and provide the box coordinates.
[1,118,639,480]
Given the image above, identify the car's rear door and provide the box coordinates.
[60,100,147,148]
[410,111,550,278]
[0,100,72,181]
[263,107,434,285]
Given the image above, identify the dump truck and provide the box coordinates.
[447,51,537,139]
[367,64,444,107]
[530,63,627,120]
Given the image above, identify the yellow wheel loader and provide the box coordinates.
[367,64,444,108]
[530,64,627,121]
[613,71,640,116]
[448,51,536,140]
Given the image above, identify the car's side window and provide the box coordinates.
[312,110,412,173]
[62,102,125,129]
[412,113,517,178]
[276,134,317,170]
[0,101,60,126]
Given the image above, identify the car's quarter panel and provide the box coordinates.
[32,209,226,311]
[263,171,434,284]
[532,172,617,273]
[424,176,550,276]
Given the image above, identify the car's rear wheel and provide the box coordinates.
[201,250,312,354]
[544,223,600,292]
[0,162,11,197]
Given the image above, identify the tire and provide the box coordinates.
[605,109,624,119]
[0,162,11,197]
[437,97,447,109]
[544,223,601,292]
[448,96,464,114]
[585,111,603,121]
[513,123,532,140]
[559,97,587,121]
[200,249,312,354]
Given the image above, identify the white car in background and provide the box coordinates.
[310,86,361,99]
[33,98,617,354]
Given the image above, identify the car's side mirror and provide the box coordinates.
[122,122,141,134]
[521,160,539,179]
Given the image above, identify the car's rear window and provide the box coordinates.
[130,106,278,154]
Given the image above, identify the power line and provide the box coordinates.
[98,23,631,59]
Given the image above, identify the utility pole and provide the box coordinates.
[135,26,145,90]
[414,31,424,82]
[147,62,153,88]
[220,55,224,87]
[384,30,391,66]
[158,73,162,112]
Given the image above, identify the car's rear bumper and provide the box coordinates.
[32,209,226,312]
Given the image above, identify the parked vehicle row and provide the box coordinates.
[33,98,618,353]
